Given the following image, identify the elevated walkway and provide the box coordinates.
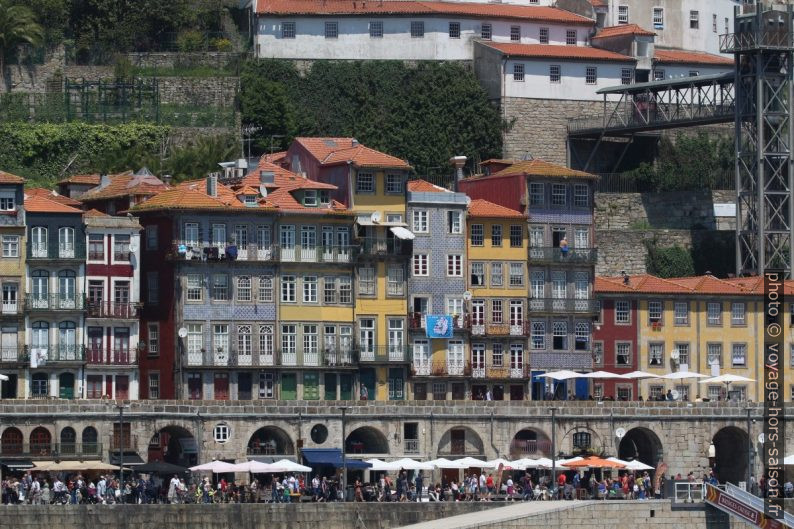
[705,482,792,529]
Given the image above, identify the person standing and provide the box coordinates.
[479,471,487,501]
[360,384,369,401]
[168,474,179,504]
[415,471,424,502]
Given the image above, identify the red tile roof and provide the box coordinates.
[82,208,110,218]
[0,170,24,184]
[25,188,82,207]
[654,49,733,66]
[596,274,769,295]
[24,194,83,214]
[296,138,411,170]
[588,0,607,7]
[57,173,101,186]
[593,24,655,39]
[407,179,448,193]
[479,158,598,180]
[250,160,339,191]
[79,171,168,202]
[479,42,634,63]
[257,0,594,25]
[468,198,524,218]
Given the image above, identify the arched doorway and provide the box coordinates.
[510,428,551,458]
[247,426,295,456]
[60,427,76,455]
[618,427,663,469]
[82,426,99,455]
[438,427,484,457]
[713,426,749,485]
[1,427,23,454]
[345,426,389,455]
[148,426,197,467]
[30,427,52,455]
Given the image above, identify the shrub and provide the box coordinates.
[176,30,205,52]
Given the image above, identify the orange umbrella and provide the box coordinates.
[563,456,626,469]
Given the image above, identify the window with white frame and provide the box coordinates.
[356,172,374,193]
[574,321,589,351]
[491,225,502,247]
[649,385,664,400]
[552,321,567,350]
[617,386,632,401]
[531,321,545,349]
[510,25,520,41]
[303,325,318,356]
[212,274,229,301]
[470,224,484,246]
[530,270,544,298]
[447,298,464,317]
[0,194,14,211]
[566,29,576,45]
[213,424,230,443]
[585,66,597,85]
[509,225,522,247]
[386,174,403,193]
[648,301,662,323]
[237,276,251,302]
[491,299,503,324]
[707,385,722,401]
[324,276,337,304]
[387,265,404,296]
[412,210,428,233]
[449,21,460,38]
[539,27,549,44]
[491,262,503,287]
[621,68,633,85]
[186,274,202,302]
[674,302,689,325]
[653,7,664,28]
[731,302,746,325]
[549,64,561,84]
[593,341,603,365]
[481,23,492,40]
[282,21,296,38]
[690,10,699,29]
[1,236,18,258]
[259,325,273,356]
[492,343,503,366]
[674,343,689,365]
[530,183,545,205]
[513,63,524,82]
[447,255,462,277]
[303,275,317,303]
[413,254,429,276]
[258,275,273,302]
[509,300,523,326]
[707,302,721,325]
[573,184,588,207]
[615,300,630,323]
[707,343,722,367]
[551,184,566,206]
[616,342,631,365]
[447,211,462,234]
[358,266,375,296]
[509,263,523,286]
[649,342,663,366]
[325,21,338,39]
[618,5,629,24]
[147,323,159,356]
[213,324,229,354]
[411,21,424,38]
[259,372,275,399]
[238,325,252,356]
[370,20,383,38]
[148,373,160,399]
[732,343,746,366]
[388,318,404,354]
[281,275,296,302]
[653,69,665,81]
[470,262,485,286]
[187,323,203,354]
[281,324,296,355]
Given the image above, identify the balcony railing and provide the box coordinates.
[0,442,103,458]
[280,245,357,264]
[169,242,357,264]
[413,361,470,377]
[468,321,529,337]
[0,347,22,362]
[357,345,409,362]
[0,299,22,315]
[30,345,86,362]
[185,348,357,368]
[86,348,137,365]
[528,298,599,315]
[357,237,410,257]
[87,301,139,319]
[109,435,137,451]
[404,439,419,454]
[408,313,468,331]
[509,439,552,456]
[529,247,597,265]
[471,364,531,379]
[25,294,85,311]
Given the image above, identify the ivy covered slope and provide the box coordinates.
[241,60,505,178]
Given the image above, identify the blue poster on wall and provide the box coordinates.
[426,315,453,339]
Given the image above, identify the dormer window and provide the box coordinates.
[304,190,318,207]
[243,195,257,207]
[0,193,15,211]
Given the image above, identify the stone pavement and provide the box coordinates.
[396,501,594,529]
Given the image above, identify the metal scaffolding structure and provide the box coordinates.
[724,3,794,277]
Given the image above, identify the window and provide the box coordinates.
[725,17,729,34]
[236,276,251,302]
[413,254,429,276]
[447,211,462,234]
[649,385,664,400]
[530,183,545,206]
[339,276,352,304]
[539,27,549,44]
[281,275,296,302]
[544,64,561,84]
[707,343,722,367]
[509,225,523,247]
[509,263,524,286]
[616,342,631,365]
[573,432,592,450]
[648,301,662,323]
[615,301,630,323]
[447,255,462,277]
[653,69,665,81]
[148,373,160,399]
[470,224,484,246]
[551,184,566,206]
[574,321,589,351]
[513,63,524,82]
[491,262,503,287]
[732,343,747,366]
[356,172,374,193]
[653,7,664,28]
[592,341,603,365]
[573,184,588,207]
[470,262,485,286]
[212,274,228,301]
[88,234,104,260]
[282,21,296,38]
[358,266,375,296]
[492,343,503,366]
[370,20,383,38]
[147,272,159,303]
[449,22,460,38]
[187,323,203,356]
[412,210,428,233]
[432,382,447,400]
[552,321,567,350]
[411,21,424,38]
[211,224,226,247]
[530,270,544,299]
[281,324,296,357]
[113,234,130,261]
[731,302,746,325]
[690,10,699,29]
[481,23,492,40]
[585,66,597,85]
[259,372,274,399]
[1,236,18,258]
[447,298,464,317]
[531,321,545,349]
[621,68,633,85]
[386,174,403,193]
[325,21,338,39]
[213,324,229,355]
[674,302,689,325]
[147,323,159,356]
[707,302,721,325]
[617,386,632,401]
[258,276,273,302]
[649,342,663,366]
[713,14,717,33]
[213,424,230,443]
[324,276,337,304]
[301,275,316,303]
[674,343,690,365]
[618,5,629,24]
[491,299,503,324]
[58,227,74,258]
[566,29,576,45]
[0,194,14,211]
[510,25,520,41]
[689,70,699,77]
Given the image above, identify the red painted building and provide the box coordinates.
[593,276,638,400]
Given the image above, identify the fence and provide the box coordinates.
[595,171,736,193]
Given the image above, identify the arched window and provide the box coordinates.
[30,427,51,455]
[82,426,99,454]
[60,427,76,454]
[1,427,23,454]
[58,227,75,258]
[573,432,592,450]
[58,321,77,359]
[57,270,76,307]
[31,227,47,257]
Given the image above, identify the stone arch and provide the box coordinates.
[560,425,604,456]
[713,426,748,485]
[345,426,389,455]
[618,427,664,469]
[60,426,77,454]
[82,426,99,456]
[1,427,23,454]
[30,426,52,455]
[148,425,197,467]
[509,427,551,458]
[437,426,485,457]
[247,426,295,456]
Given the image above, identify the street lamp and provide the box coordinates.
[109,401,130,501]
[550,407,557,496]
[338,405,350,501]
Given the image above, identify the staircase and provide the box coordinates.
[704,483,792,529]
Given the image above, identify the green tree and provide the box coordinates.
[645,241,696,278]
[0,0,43,85]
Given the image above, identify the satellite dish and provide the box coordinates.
[178,327,188,338]
[463,291,473,301]
[259,185,268,198]
[758,433,765,444]
[615,427,626,439]
[371,211,381,224]
[670,389,680,400]
[670,349,680,361]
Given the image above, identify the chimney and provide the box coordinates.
[621,270,629,285]
[450,156,467,191]
[704,270,712,276]
[259,170,275,185]
[206,173,218,198]
[99,173,111,189]
[162,174,172,186]
[351,138,359,147]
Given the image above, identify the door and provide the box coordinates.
[58,227,75,258]
[575,378,589,400]
[87,327,103,363]
[234,225,248,259]
[238,372,252,400]
[388,368,404,401]
[451,429,465,455]
[211,224,226,249]
[281,373,297,400]
[322,226,334,261]
[31,227,47,257]
[257,225,272,260]
[114,328,130,364]
[336,228,350,262]
[58,271,76,309]
[59,372,75,399]
[58,322,76,360]
[31,271,49,308]
[339,374,353,400]
[213,373,229,400]
[471,300,485,325]
[447,340,464,375]
[300,226,317,262]
[359,368,376,401]
[2,283,17,314]
[325,373,337,400]
[31,322,49,364]
[280,225,295,261]
[412,340,430,375]
[116,375,129,400]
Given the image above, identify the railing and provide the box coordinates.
[25,294,85,311]
[673,481,706,503]
[0,300,22,315]
[529,247,598,265]
[468,321,529,337]
[720,30,791,53]
[450,439,467,455]
[0,347,22,362]
[408,313,467,331]
[281,245,357,264]
[358,345,409,362]
[528,298,599,314]
[59,243,75,258]
[404,439,420,454]
[420,361,469,377]
[185,349,357,367]
[358,237,410,257]
[30,242,47,258]
[0,442,103,458]
[87,301,140,319]
[485,365,531,379]
[169,242,358,264]
[509,439,552,456]
[86,348,137,365]
[30,345,86,362]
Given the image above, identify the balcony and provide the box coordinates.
[185,348,357,368]
[509,438,552,456]
[404,439,420,454]
[408,313,468,331]
[357,345,409,362]
[0,208,25,227]
[0,299,22,316]
[529,247,597,265]
[168,242,358,264]
[86,348,137,365]
[29,243,84,260]
[280,245,357,264]
[471,364,531,379]
[528,298,599,315]
[30,345,86,362]
[0,442,103,459]
[468,321,529,337]
[87,301,140,319]
[357,237,410,258]
[413,361,470,377]
[25,294,85,311]
[0,347,23,363]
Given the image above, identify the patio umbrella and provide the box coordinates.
[662,371,710,380]
[563,456,625,470]
[391,458,435,471]
[365,459,402,471]
[228,460,276,473]
[699,374,755,384]
[579,371,629,379]
[622,371,662,379]
[557,457,584,467]
[486,458,517,470]
[607,457,654,471]
[531,458,554,469]
[0,374,8,381]
[456,457,496,469]
[189,460,238,473]
[540,370,584,381]
[511,458,543,469]
[784,455,794,466]
[428,458,468,469]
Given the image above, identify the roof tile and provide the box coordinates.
[24,194,83,214]
[654,48,733,66]
[58,173,101,186]
[296,138,411,169]
[479,42,635,63]
[468,198,524,218]
[593,24,656,39]
[0,170,25,184]
[79,171,168,202]
[25,188,82,207]
[407,179,448,193]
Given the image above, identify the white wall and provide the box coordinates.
[431,0,555,4]
[652,64,732,80]
[256,15,590,60]
[504,59,631,100]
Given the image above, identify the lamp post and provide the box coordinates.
[109,402,129,501]
[550,407,557,496]
[338,405,350,501]
[746,406,752,487]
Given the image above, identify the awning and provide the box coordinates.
[249,456,297,464]
[0,459,33,469]
[109,451,145,466]
[301,449,372,469]
[390,227,415,240]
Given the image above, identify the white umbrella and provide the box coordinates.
[532,458,554,469]
[540,370,584,381]
[486,458,518,470]
[662,371,710,380]
[511,458,543,469]
[271,459,312,473]
[699,374,755,384]
[229,460,278,473]
[391,458,435,471]
[365,459,402,471]
[607,457,654,471]
[456,457,496,469]
[557,456,584,467]
[428,458,468,469]
[622,371,662,379]
[579,371,630,379]
[189,460,239,473]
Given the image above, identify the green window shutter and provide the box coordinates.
[281,373,297,400]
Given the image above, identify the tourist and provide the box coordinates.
[414,471,423,502]
[354,478,363,502]
[478,471,486,501]
[505,476,514,501]
[785,480,793,498]
[559,237,569,256]
[168,474,179,504]
[428,483,440,502]
[485,473,494,501]
[360,385,368,401]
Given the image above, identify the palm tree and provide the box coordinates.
[0,1,44,89]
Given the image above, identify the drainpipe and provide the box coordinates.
[490,410,499,458]
[429,412,434,460]
[298,411,303,462]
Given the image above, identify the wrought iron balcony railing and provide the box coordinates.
[468,321,529,337]
[169,242,358,264]
[528,298,599,315]
[86,301,140,319]
[185,348,357,368]
[529,247,597,265]
[357,344,409,362]
[86,348,137,365]
[25,294,85,311]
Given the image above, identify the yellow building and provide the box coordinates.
[466,199,530,400]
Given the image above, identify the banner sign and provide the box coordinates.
[425,315,453,339]
[705,484,784,529]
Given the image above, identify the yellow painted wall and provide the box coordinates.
[351,169,407,217]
